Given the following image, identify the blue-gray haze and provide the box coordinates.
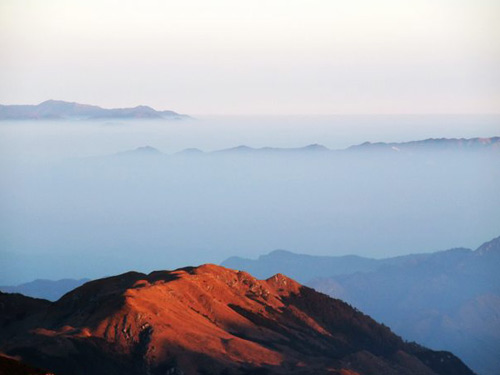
[0,115,499,284]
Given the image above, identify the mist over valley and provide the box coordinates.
[1,116,498,285]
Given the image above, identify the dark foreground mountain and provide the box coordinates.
[0,265,473,375]
[0,100,188,120]
[223,236,500,375]
[0,354,52,375]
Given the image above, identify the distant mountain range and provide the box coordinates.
[113,137,500,157]
[3,238,497,373]
[222,236,500,375]
[347,137,500,152]
[0,264,473,375]
[216,137,500,153]
[0,100,188,120]
[215,143,331,154]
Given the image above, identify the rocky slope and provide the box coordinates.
[0,265,473,375]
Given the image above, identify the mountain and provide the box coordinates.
[214,138,500,154]
[0,278,90,301]
[118,137,499,158]
[110,144,332,159]
[0,354,52,375]
[223,250,380,284]
[174,148,204,156]
[215,144,331,155]
[114,146,163,157]
[347,137,500,152]
[0,265,473,375]
[100,136,500,161]
[476,235,500,255]
[309,237,500,375]
[223,236,500,375]
[0,100,188,120]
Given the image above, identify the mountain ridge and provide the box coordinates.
[222,236,500,375]
[0,264,473,375]
[347,137,500,152]
[0,100,188,120]
[107,136,500,159]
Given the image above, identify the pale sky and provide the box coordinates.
[0,0,499,115]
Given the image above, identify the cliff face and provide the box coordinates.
[0,265,474,375]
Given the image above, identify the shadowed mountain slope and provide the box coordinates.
[0,354,52,375]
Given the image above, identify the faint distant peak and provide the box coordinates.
[134,146,161,154]
[216,144,330,154]
[267,249,295,256]
[0,100,189,120]
[302,143,329,151]
[233,145,255,151]
[217,145,256,153]
[39,99,94,107]
[347,137,500,152]
[132,105,154,110]
[39,99,68,106]
[475,235,500,255]
[175,148,205,156]
[115,145,162,157]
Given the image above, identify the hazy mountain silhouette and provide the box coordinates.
[0,265,473,375]
[0,100,188,120]
[3,136,499,284]
[224,250,380,283]
[113,146,163,157]
[190,138,499,155]
[215,143,331,154]
[0,278,90,301]
[109,137,500,159]
[223,236,500,375]
[347,137,500,152]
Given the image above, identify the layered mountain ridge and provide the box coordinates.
[0,264,473,375]
[223,236,500,375]
[113,137,500,157]
[347,137,500,152]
